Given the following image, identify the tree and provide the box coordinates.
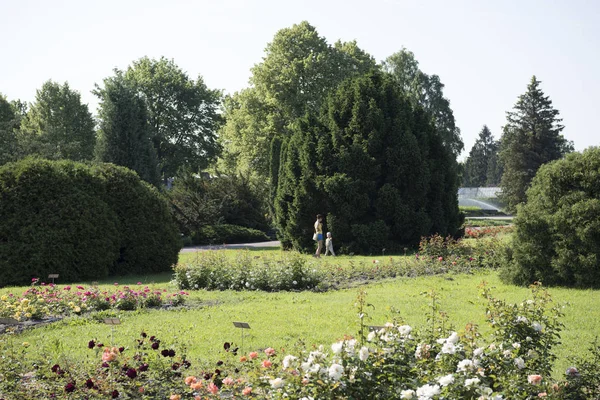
[500,147,600,287]
[94,72,160,185]
[274,72,461,253]
[383,48,463,157]
[0,94,22,165]
[123,57,222,180]
[499,76,573,212]
[462,125,501,187]
[20,81,95,161]
[220,21,378,179]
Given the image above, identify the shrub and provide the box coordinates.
[173,251,322,291]
[92,163,180,275]
[500,147,600,287]
[0,158,180,286]
[190,224,269,245]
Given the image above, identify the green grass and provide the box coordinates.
[3,261,600,378]
[464,218,513,227]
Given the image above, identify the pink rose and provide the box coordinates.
[265,347,276,357]
[528,375,543,385]
[208,382,219,394]
[242,387,252,396]
[262,359,272,368]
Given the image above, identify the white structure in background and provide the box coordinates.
[458,187,502,211]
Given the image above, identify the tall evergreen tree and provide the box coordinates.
[499,76,573,212]
[94,72,160,185]
[463,125,500,187]
[20,81,96,161]
[274,72,461,253]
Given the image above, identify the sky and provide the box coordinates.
[1,0,599,160]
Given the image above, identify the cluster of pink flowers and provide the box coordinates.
[464,225,513,239]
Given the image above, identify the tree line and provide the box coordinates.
[0,21,574,251]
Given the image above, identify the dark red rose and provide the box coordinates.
[111,389,119,398]
[126,368,137,379]
[161,349,169,357]
[151,342,159,350]
[85,379,94,389]
[168,349,175,357]
[139,363,149,372]
[88,340,95,349]
[119,347,125,353]
[51,364,60,373]
[64,382,75,393]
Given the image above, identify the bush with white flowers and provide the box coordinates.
[180,283,593,399]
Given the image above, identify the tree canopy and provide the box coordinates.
[383,49,463,157]
[220,21,378,179]
[123,57,223,180]
[20,80,96,161]
[462,125,501,187]
[499,76,573,212]
[94,71,160,185]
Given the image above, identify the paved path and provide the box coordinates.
[180,240,281,253]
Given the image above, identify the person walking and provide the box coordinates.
[314,214,324,258]
[324,232,335,256]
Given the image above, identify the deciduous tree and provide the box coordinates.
[20,81,95,161]
[123,57,222,180]
[383,48,463,157]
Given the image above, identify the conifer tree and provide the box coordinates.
[274,72,461,253]
[499,76,573,212]
[463,125,500,187]
[94,72,160,185]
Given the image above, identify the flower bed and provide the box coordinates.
[0,279,187,322]
[173,237,507,292]
[2,284,599,399]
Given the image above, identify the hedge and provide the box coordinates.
[0,158,180,286]
[190,224,269,245]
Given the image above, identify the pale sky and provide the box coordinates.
[1,0,598,159]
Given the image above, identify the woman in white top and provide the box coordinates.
[314,214,324,258]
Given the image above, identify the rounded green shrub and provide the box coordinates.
[0,158,180,286]
[500,147,600,287]
[191,224,270,245]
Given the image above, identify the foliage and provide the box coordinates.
[0,94,23,166]
[91,163,181,276]
[179,284,567,399]
[0,280,187,322]
[0,158,180,286]
[383,48,463,157]
[173,251,322,292]
[219,21,377,180]
[94,71,160,185]
[0,332,192,399]
[463,125,502,187]
[274,71,462,253]
[174,237,504,292]
[19,80,96,161]
[167,171,269,236]
[499,76,573,213]
[500,147,600,287]
[123,57,223,180]
[190,224,270,245]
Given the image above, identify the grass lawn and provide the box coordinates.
[3,250,599,378]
